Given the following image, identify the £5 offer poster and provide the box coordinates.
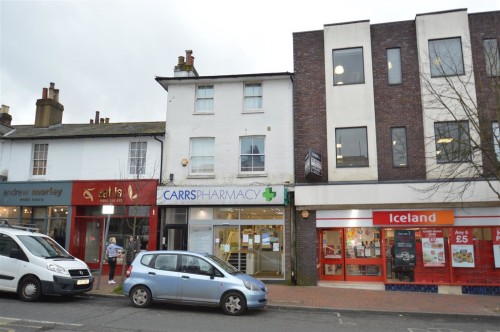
[451,228,474,268]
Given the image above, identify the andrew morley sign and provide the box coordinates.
[157,186,285,206]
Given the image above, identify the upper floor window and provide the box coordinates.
[195,85,214,113]
[434,121,471,163]
[240,136,265,172]
[391,127,407,167]
[335,127,368,167]
[129,142,147,175]
[429,37,464,77]
[484,39,500,77]
[387,48,402,85]
[32,143,48,176]
[493,122,500,161]
[333,47,364,85]
[190,138,214,174]
[244,83,262,111]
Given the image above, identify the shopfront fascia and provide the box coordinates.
[0,181,72,248]
[157,185,287,280]
[71,180,158,269]
[317,208,500,287]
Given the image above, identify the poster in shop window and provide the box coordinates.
[394,230,416,267]
[451,228,475,268]
[422,229,445,267]
[493,227,500,268]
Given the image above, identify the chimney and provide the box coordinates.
[174,50,199,78]
[95,111,100,124]
[0,105,12,127]
[34,82,64,128]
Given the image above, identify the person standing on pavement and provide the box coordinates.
[106,237,123,284]
[125,235,140,267]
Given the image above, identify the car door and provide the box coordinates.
[179,255,223,304]
[0,234,24,292]
[146,253,181,300]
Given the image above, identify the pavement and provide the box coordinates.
[90,273,500,318]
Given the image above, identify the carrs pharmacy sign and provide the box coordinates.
[157,186,285,205]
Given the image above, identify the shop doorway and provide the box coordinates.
[318,229,344,280]
[162,226,187,250]
[214,225,242,270]
[74,217,105,270]
[318,228,384,282]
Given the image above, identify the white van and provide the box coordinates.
[0,221,94,301]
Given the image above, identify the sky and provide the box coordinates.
[1,0,499,126]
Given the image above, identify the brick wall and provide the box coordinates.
[293,30,328,184]
[371,21,427,180]
[295,210,318,285]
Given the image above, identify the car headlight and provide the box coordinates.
[47,263,69,275]
[243,280,261,291]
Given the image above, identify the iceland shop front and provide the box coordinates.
[317,208,500,293]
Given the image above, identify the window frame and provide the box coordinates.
[483,38,500,77]
[493,121,500,161]
[129,141,147,175]
[333,47,365,86]
[434,121,471,163]
[335,127,369,168]
[391,127,408,167]
[387,48,402,85]
[239,136,265,173]
[32,143,49,176]
[195,85,214,113]
[243,83,263,111]
[189,137,215,175]
[428,37,465,77]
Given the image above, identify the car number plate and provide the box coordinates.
[77,279,89,285]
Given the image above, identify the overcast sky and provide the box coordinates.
[1,0,499,125]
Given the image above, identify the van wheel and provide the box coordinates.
[221,292,246,316]
[18,277,42,302]
[130,285,152,308]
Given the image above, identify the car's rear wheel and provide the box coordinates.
[18,276,42,302]
[130,285,152,308]
[221,292,247,316]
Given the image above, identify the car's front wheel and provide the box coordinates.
[18,276,42,302]
[130,285,152,308]
[221,292,247,316]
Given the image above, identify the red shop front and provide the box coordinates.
[69,179,158,270]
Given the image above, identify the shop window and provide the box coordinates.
[333,47,364,85]
[345,227,381,258]
[0,206,20,224]
[165,207,188,224]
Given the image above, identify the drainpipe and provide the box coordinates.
[154,136,164,184]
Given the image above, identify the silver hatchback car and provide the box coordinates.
[123,250,268,316]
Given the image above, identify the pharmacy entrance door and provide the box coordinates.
[318,228,344,281]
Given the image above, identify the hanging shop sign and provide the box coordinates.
[493,227,500,268]
[421,229,445,267]
[451,228,475,268]
[304,148,322,178]
[157,185,285,205]
[394,230,416,267]
[373,210,454,226]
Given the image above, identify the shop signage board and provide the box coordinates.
[372,210,454,226]
[157,185,285,205]
[0,182,72,206]
[451,228,475,268]
[493,227,500,268]
[421,229,445,267]
[394,230,416,267]
[72,180,158,206]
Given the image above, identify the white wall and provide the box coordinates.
[416,10,481,179]
[163,75,294,186]
[323,21,378,181]
[4,136,162,181]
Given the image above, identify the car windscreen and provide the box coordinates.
[17,235,73,259]
[207,254,239,274]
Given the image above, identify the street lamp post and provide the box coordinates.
[96,205,114,290]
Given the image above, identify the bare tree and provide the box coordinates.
[418,32,500,201]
